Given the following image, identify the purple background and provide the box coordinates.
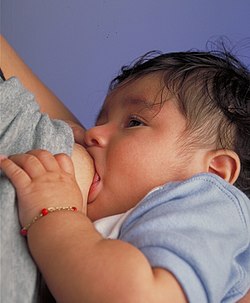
[1,0,250,127]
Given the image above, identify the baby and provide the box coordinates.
[1,47,250,302]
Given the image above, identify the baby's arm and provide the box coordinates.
[238,290,250,303]
[0,151,187,303]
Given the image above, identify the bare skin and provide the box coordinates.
[0,150,188,303]
[0,34,95,201]
[0,35,80,122]
[1,34,249,303]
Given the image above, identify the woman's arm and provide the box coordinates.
[0,35,82,126]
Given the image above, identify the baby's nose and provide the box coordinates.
[83,125,109,148]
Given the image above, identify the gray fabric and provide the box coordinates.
[0,77,74,302]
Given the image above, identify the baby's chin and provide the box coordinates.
[71,143,95,197]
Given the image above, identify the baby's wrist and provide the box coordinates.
[19,197,84,233]
[20,206,79,236]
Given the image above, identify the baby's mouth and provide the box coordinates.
[92,172,100,184]
[87,172,101,204]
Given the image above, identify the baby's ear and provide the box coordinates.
[208,150,240,184]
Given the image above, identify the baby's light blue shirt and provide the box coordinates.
[119,173,250,302]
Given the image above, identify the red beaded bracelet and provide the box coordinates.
[20,206,78,236]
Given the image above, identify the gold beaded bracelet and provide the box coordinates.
[20,206,78,236]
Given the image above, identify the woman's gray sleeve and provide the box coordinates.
[0,77,74,302]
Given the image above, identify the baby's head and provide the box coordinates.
[109,48,250,197]
[84,48,250,221]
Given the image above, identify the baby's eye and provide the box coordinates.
[126,116,145,128]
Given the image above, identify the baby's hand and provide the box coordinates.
[0,150,84,227]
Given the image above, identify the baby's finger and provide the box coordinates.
[8,153,46,178]
[27,150,60,172]
[54,153,75,175]
[0,158,31,189]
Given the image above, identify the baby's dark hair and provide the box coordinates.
[109,47,250,197]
